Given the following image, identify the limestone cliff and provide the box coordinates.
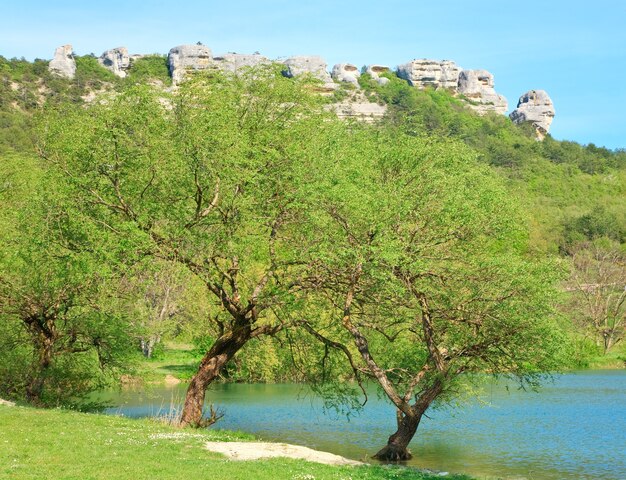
[457,70,507,115]
[168,44,214,84]
[99,47,130,78]
[363,65,391,86]
[509,90,555,139]
[48,45,76,79]
[214,53,269,73]
[331,63,360,86]
[46,44,554,135]
[397,59,461,90]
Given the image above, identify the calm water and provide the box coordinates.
[101,370,626,480]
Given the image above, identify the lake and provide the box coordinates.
[101,370,626,480]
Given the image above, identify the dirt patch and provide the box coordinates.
[0,399,16,407]
[164,374,181,385]
[205,441,362,466]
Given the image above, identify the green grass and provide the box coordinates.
[0,405,475,480]
[135,342,201,382]
[586,346,626,369]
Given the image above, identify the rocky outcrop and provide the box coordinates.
[214,53,269,74]
[99,47,130,78]
[48,45,76,79]
[332,91,387,122]
[282,56,332,83]
[509,90,555,137]
[331,63,360,86]
[168,44,214,84]
[396,59,461,90]
[363,65,391,86]
[47,42,555,128]
[457,69,507,115]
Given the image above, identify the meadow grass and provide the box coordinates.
[0,405,475,480]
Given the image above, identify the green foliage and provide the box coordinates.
[300,124,568,377]
[562,206,625,250]
[364,72,626,176]
[74,54,118,86]
[126,55,172,84]
[0,110,35,153]
[0,152,135,407]
[0,405,473,480]
[351,73,626,268]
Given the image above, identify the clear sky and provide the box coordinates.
[2,0,625,149]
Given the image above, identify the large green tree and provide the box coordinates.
[295,127,566,460]
[39,66,340,425]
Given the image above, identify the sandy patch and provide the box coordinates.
[164,374,181,385]
[0,399,16,407]
[205,441,362,466]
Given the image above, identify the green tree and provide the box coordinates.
[296,127,566,460]
[566,242,626,353]
[39,66,339,425]
[119,259,207,358]
[0,158,133,406]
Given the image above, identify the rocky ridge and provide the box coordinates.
[364,65,392,86]
[213,53,269,74]
[397,59,461,90]
[46,43,555,134]
[457,69,508,115]
[168,44,214,84]
[99,47,131,78]
[48,45,75,79]
[509,90,555,139]
[331,63,360,86]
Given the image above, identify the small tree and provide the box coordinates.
[0,165,133,406]
[297,128,566,460]
[119,259,206,358]
[566,242,626,353]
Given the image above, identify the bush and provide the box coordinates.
[126,55,171,85]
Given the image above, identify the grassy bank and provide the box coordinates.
[585,348,626,369]
[0,405,474,480]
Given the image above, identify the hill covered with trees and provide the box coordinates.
[0,52,624,456]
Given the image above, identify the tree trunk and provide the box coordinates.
[179,326,251,426]
[26,334,54,404]
[140,335,161,358]
[374,379,444,461]
[373,411,422,461]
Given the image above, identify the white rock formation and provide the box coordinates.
[213,53,269,74]
[168,44,214,84]
[363,65,391,85]
[332,91,387,122]
[509,90,555,137]
[331,63,360,86]
[396,59,461,90]
[333,100,387,121]
[282,55,332,83]
[48,45,76,79]
[457,69,507,115]
[99,47,130,78]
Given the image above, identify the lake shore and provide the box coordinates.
[0,404,474,480]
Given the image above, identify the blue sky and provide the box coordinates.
[2,0,625,149]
